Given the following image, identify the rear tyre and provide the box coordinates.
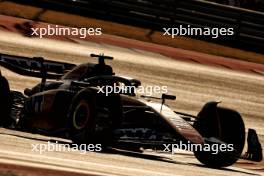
[0,75,12,127]
[193,103,245,168]
[68,90,97,145]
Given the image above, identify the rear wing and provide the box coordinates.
[0,53,76,79]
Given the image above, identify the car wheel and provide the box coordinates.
[0,75,12,127]
[193,102,245,168]
[68,90,97,145]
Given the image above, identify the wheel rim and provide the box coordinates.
[73,100,90,130]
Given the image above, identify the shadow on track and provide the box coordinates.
[0,130,261,176]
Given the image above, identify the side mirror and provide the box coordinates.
[162,94,176,100]
[161,94,176,112]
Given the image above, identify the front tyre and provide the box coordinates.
[193,102,245,168]
[0,75,12,127]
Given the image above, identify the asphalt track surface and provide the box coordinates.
[1,15,264,75]
[0,30,263,176]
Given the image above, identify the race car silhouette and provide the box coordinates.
[0,53,262,168]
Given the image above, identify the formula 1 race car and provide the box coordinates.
[0,53,262,168]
